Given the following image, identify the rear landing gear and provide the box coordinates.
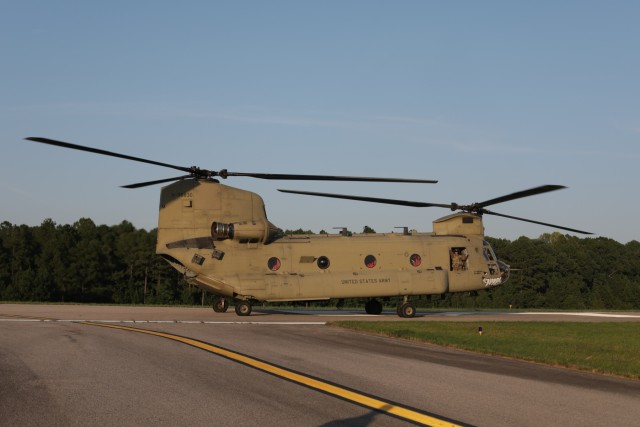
[364,299,383,315]
[212,297,229,313]
[234,300,252,316]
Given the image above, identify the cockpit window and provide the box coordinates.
[483,248,495,261]
[483,241,496,261]
[483,241,500,275]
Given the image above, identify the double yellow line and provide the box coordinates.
[81,321,462,427]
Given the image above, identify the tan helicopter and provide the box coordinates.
[25,137,592,317]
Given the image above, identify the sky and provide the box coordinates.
[1,1,639,243]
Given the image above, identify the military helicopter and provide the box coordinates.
[25,137,592,317]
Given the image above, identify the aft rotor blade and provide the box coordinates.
[25,137,437,185]
[230,172,437,183]
[482,209,593,235]
[477,185,566,208]
[278,189,450,208]
[121,175,193,189]
[25,137,192,174]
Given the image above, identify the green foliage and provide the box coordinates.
[283,228,316,235]
[479,234,640,310]
[0,219,184,304]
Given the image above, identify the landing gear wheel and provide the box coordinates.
[234,300,252,316]
[398,302,416,318]
[365,299,383,315]
[213,297,229,313]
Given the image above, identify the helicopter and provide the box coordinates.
[25,137,592,317]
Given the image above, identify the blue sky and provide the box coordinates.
[1,1,638,243]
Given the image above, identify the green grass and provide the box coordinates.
[331,321,640,379]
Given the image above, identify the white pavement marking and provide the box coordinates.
[518,312,640,319]
[0,318,326,325]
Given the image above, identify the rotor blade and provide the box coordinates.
[278,189,450,208]
[228,172,437,183]
[482,209,593,235]
[25,137,437,184]
[121,175,193,189]
[476,185,566,208]
[25,137,192,174]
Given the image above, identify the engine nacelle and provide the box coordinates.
[211,220,280,244]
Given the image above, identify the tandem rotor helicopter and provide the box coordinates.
[25,137,592,317]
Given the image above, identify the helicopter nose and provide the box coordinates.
[498,260,510,284]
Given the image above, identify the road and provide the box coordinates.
[1,304,639,426]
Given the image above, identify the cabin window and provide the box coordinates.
[410,254,422,267]
[364,255,377,268]
[317,256,330,269]
[267,257,281,271]
[449,247,468,271]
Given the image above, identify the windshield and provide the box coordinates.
[482,240,510,285]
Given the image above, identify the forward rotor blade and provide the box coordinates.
[278,189,450,208]
[229,172,437,183]
[482,209,593,235]
[25,137,192,174]
[477,185,566,208]
[121,175,193,189]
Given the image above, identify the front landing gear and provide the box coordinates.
[234,300,252,316]
[397,296,416,318]
[397,302,416,318]
[212,297,229,313]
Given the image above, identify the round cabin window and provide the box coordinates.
[317,256,330,269]
[410,254,422,267]
[267,257,281,271]
[364,255,377,268]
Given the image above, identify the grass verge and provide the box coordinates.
[331,321,640,379]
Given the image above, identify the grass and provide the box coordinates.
[331,321,640,379]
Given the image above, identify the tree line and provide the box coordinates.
[0,219,195,305]
[1,219,639,309]
[475,233,640,310]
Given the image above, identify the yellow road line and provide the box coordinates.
[81,321,462,427]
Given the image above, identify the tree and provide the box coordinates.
[284,228,315,235]
[0,225,11,297]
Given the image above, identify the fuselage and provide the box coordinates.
[155,179,509,303]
